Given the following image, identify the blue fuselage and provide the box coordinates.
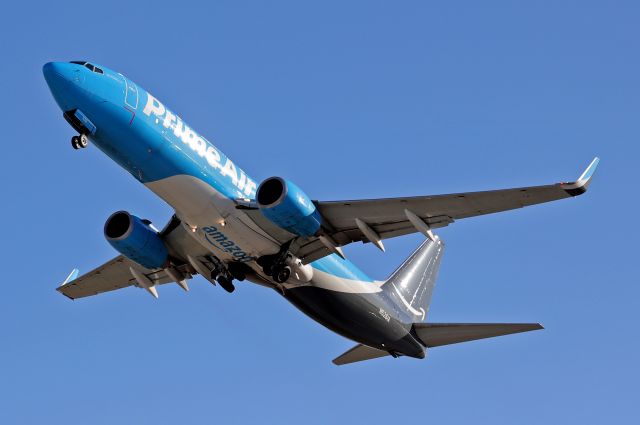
[43,61,425,358]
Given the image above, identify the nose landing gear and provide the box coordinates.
[71,134,89,150]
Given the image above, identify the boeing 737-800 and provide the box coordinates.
[43,61,599,365]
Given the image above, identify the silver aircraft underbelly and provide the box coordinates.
[147,175,278,261]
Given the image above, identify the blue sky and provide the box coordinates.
[0,1,637,423]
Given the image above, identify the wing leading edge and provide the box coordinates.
[284,157,599,263]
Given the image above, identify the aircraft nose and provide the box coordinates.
[43,62,84,111]
[42,61,58,76]
[43,62,73,86]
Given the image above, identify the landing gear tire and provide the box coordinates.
[227,262,248,282]
[71,134,88,149]
[78,134,89,148]
[216,275,235,293]
[273,265,291,284]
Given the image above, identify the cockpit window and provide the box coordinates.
[69,61,103,74]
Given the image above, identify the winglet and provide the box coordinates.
[61,268,79,286]
[578,157,600,184]
[562,157,600,196]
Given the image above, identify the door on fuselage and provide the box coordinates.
[118,73,139,111]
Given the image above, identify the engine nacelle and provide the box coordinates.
[256,177,322,237]
[104,211,169,269]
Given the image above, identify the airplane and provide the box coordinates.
[43,61,599,365]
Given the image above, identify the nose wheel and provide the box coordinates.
[71,134,89,150]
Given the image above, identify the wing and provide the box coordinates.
[57,255,192,299]
[57,215,213,300]
[241,158,599,263]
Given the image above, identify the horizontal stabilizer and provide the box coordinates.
[333,344,390,366]
[413,323,543,347]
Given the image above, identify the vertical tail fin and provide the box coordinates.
[382,237,445,321]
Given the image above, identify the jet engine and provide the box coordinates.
[256,177,322,237]
[104,211,169,269]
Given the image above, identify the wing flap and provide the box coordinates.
[413,323,543,347]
